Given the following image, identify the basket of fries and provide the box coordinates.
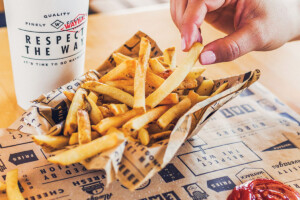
[10,31,260,190]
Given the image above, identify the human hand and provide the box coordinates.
[170,0,300,65]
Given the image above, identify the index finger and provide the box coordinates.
[181,0,232,51]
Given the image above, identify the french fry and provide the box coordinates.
[157,98,192,129]
[187,90,209,105]
[112,52,133,65]
[163,47,176,68]
[150,131,172,141]
[99,95,122,104]
[146,71,165,88]
[126,136,139,142]
[63,91,75,101]
[64,88,87,136]
[88,91,98,103]
[98,105,114,118]
[6,169,24,200]
[159,93,179,105]
[146,43,204,108]
[123,106,169,135]
[69,132,79,145]
[69,131,100,145]
[138,128,150,145]
[146,123,164,133]
[186,67,206,79]
[108,104,129,116]
[159,69,173,79]
[210,82,228,97]
[105,80,134,95]
[196,79,214,96]
[92,108,144,134]
[99,59,136,82]
[32,135,69,151]
[177,78,198,90]
[106,127,125,140]
[48,134,118,165]
[0,181,6,193]
[77,109,92,145]
[149,58,167,74]
[105,79,134,87]
[82,81,134,108]
[86,96,103,124]
[134,37,151,110]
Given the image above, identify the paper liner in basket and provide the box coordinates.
[9,31,260,190]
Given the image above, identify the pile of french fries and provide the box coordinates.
[32,38,228,166]
[0,169,24,200]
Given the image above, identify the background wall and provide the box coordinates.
[0,0,3,12]
[0,0,168,27]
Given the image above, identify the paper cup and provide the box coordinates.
[4,0,89,109]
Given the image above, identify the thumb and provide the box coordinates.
[200,25,259,64]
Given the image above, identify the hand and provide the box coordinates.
[170,0,300,65]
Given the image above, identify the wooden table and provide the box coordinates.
[1,7,300,128]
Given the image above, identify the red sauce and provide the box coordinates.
[227,179,300,200]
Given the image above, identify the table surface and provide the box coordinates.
[1,7,300,128]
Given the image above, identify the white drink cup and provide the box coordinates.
[4,0,89,109]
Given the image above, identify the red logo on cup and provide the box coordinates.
[61,14,87,32]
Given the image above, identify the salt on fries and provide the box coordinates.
[32,38,232,167]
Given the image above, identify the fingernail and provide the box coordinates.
[200,51,216,65]
[181,37,186,51]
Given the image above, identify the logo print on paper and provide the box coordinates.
[51,20,64,29]
[9,150,38,165]
[235,168,273,183]
[279,112,300,126]
[121,179,151,190]
[0,159,7,172]
[207,176,236,192]
[183,183,209,200]
[158,164,185,183]
[262,140,297,152]
[257,99,277,111]
[81,181,104,195]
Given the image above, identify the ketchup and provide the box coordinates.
[227,179,300,200]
